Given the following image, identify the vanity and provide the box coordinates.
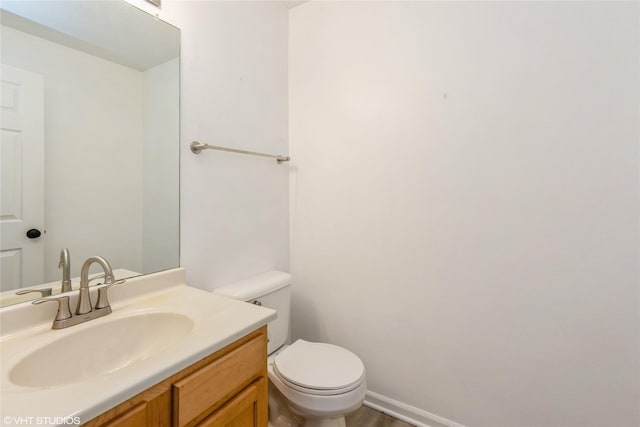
[0,268,276,427]
[83,327,267,427]
[84,329,268,427]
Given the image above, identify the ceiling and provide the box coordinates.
[0,0,179,71]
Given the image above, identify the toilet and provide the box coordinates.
[214,271,366,427]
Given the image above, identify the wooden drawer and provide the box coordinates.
[173,334,266,427]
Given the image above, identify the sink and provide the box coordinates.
[9,312,194,387]
[0,269,278,426]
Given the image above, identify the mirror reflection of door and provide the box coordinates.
[0,2,180,307]
[0,64,45,291]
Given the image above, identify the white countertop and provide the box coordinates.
[0,268,276,426]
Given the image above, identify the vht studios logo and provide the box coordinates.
[3,416,81,425]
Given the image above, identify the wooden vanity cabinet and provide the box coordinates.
[83,326,268,427]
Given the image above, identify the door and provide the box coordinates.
[0,64,45,290]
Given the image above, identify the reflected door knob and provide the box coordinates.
[26,228,42,239]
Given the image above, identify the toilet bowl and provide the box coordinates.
[214,271,367,427]
[268,340,366,426]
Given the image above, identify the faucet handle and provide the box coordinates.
[95,279,126,309]
[32,296,72,321]
[16,288,53,297]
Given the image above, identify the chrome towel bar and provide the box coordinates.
[190,141,290,164]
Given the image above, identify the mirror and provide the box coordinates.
[0,0,180,307]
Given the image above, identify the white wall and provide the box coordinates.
[143,57,180,273]
[290,2,639,426]
[1,25,144,281]
[130,0,291,290]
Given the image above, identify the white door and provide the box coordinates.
[0,64,45,291]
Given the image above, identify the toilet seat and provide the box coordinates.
[273,340,365,396]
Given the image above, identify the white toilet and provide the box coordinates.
[214,271,366,427]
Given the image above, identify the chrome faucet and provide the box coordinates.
[32,255,125,329]
[58,248,72,293]
[76,256,115,314]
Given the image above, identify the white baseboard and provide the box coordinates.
[364,391,465,427]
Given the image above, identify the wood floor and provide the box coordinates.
[346,406,415,427]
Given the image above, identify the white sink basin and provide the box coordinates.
[9,312,194,387]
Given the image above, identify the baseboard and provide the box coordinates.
[364,391,465,427]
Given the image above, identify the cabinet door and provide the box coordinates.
[99,403,146,427]
[85,387,171,427]
[198,378,267,427]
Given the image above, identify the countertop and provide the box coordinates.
[0,267,276,426]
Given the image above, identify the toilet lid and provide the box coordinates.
[273,340,365,392]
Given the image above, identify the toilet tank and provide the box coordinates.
[213,271,291,355]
